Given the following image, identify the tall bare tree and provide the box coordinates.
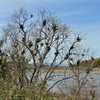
[2,8,91,95]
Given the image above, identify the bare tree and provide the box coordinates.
[2,8,90,95]
[56,48,96,100]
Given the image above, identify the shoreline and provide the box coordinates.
[42,68,100,74]
[28,67,100,74]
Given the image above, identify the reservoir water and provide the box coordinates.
[44,73,100,92]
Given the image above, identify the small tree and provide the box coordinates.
[57,49,96,100]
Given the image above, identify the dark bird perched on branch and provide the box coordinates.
[85,60,88,63]
[36,38,41,43]
[70,46,74,50]
[48,27,50,31]
[28,41,33,48]
[46,42,48,46]
[64,54,69,60]
[77,60,80,65]
[55,50,59,56]
[14,44,17,48]
[82,54,84,57]
[77,37,81,42]
[47,46,50,51]
[52,24,57,32]
[55,36,59,40]
[40,42,44,47]
[31,15,33,18]
[43,19,46,26]
[91,57,95,60]
[65,35,68,37]
[22,37,26,43]
[70,58,73,61]
[20,24,24,30]
[21,49,25,55]
[34,53,37,56]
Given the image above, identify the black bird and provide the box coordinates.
[22,37,26,43]
[46,42,48,46]
[34,53,37,56]
[21,49,25,55]
[48,27,50,31]
[55,51,59,56]
[47,46,50,51]
[52,24,57,32]
[65,35,68,37]
[85,60,88,63]
[91,57,95,60]
[31,15,33,18]
[70,58,73,61]
[82,54,84,57]
[55,36,59,40]
[77,60,80,65]
[40,42,44,47]
[28,41,33,48]
[70,46,74,50]
[77,37,81,42]
[43,19,46,26]
[14,44,17,48]
[20,24,24,30]
[64,54,69,60]
[36,38,41,43]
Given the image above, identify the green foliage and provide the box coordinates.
[0,64,53,100]
[90,90,96,100]
[93,58,100,67]
[0,39,54,100]
[68,96,73,100]
[75,58,100,68]
[0,79,53,100]
[9,89,26,100]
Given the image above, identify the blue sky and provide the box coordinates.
[0,0,100,57]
